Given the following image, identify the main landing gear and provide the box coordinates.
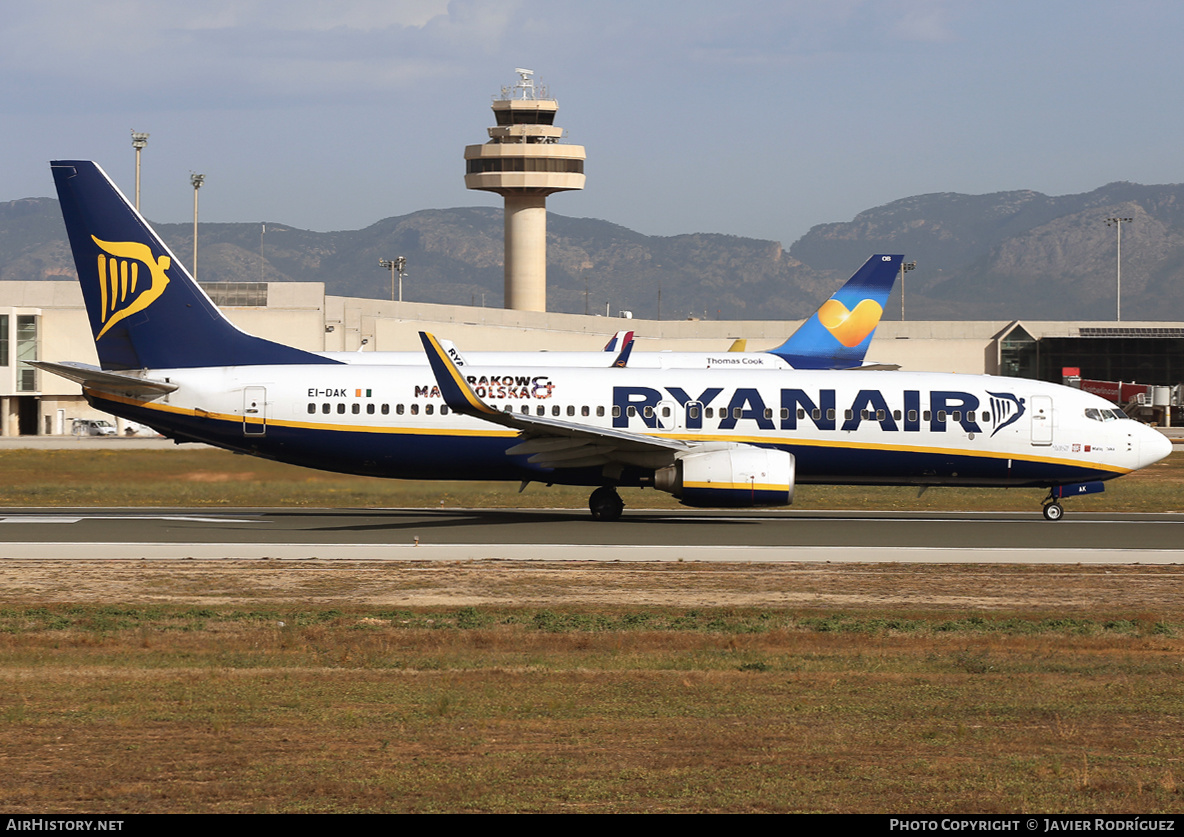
[589,485,625,521]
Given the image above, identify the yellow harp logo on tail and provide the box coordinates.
[92,236,171,339]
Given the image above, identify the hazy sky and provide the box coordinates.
[3,1,1181,246]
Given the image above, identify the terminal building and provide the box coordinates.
[3,278,1181,435]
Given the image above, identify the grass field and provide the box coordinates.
[0,447,1181,511]
[1,448,1182,812]
[2,593,1183,813]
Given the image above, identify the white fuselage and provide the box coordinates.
[92,362,1170,489]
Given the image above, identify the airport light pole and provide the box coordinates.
[1105,217,1133,321]
[131,131,149,211]
[379,257,407,302]
[899,260,916,320]
[190,173,204,280]
[259,224,285,281]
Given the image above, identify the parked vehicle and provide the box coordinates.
[71,418,117,436]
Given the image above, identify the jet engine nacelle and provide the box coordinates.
[655,447,795,508]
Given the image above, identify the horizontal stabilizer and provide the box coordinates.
[31,361,178,396]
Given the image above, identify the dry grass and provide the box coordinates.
[2,562,1184,813]
[0,448,1181,511]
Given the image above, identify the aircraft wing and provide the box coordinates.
[31,361,178,396]
[420,332,691,470]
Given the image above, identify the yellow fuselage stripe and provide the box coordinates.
[86,389,1130,474]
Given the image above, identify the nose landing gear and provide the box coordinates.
[1041,501,1064,521]
[1041,480,1105,520]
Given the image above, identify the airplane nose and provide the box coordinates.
[1139,425,1174,469]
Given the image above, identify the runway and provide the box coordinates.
[0,507,1180,563]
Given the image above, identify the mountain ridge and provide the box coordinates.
[5,181,1184,321]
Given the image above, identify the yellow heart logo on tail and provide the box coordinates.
[817,298,883,347]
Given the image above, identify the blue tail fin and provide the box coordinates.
[769,254,901,369]
[50,160,338,371]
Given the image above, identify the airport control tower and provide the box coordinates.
[464,69,586,312]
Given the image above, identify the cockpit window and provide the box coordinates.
[1085,408,1125,422]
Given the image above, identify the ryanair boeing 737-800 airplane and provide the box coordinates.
[36,161,1172,521]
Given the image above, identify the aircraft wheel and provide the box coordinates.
[589,486,624,521]
[1042,502,1064,521]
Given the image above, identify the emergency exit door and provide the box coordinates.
[243,386,267,436]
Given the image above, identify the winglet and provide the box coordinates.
[769,254,902,369]
[603,330,634,352]
[611,336,634,368]
[419,332,499,417]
